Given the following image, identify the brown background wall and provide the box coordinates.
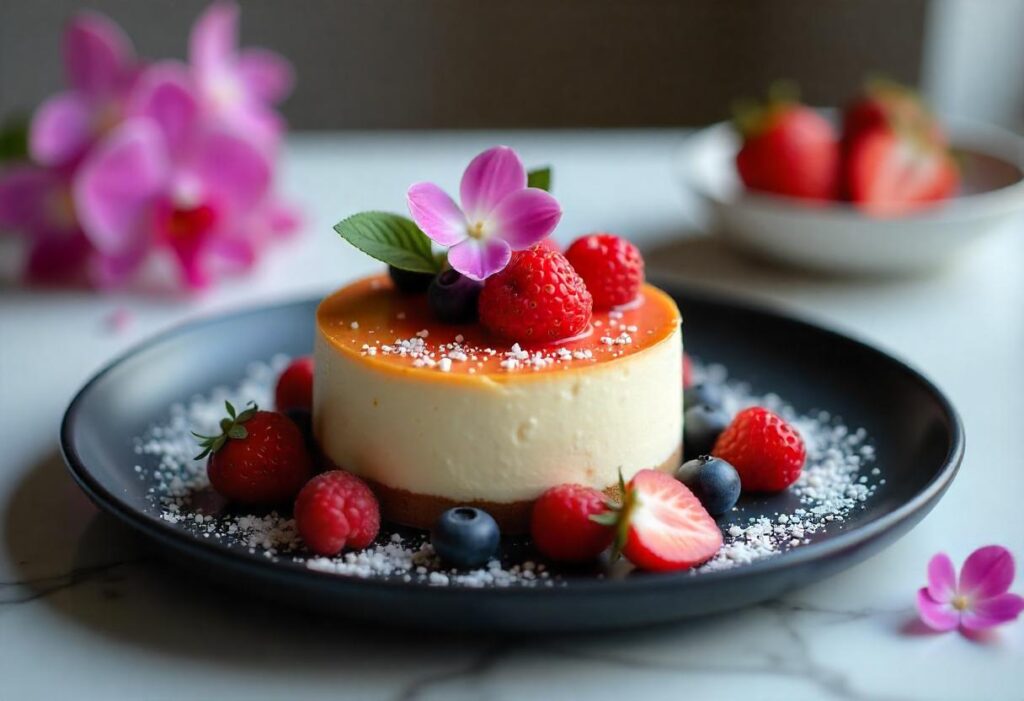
[0,0,928,129]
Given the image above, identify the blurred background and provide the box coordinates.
[3,0,1023,131]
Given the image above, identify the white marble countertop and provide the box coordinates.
[2,130,1023,700]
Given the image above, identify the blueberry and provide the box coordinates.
[428,269,483,324]
[431,507,500,568]
[388,265,433,294]
[684,382,723,410]
[675,456,741,515]
[684,404,731,459]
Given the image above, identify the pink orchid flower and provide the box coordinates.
[188,1,293,152]
[0,165,93,283]
[917,545,1024,633]
[406,146,561,281]
[29,12,139,168]
[73,64,271,289]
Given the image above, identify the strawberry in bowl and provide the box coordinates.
[678,78,1024,275]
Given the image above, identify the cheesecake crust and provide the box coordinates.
[363,444,683,534]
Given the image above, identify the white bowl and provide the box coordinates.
[677,117,1024,275]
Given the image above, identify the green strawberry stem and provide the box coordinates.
[192,400,257,460]
[589,468,637,562]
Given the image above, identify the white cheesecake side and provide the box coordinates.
[314,325,682,503]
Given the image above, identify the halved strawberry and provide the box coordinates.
[846,128,958,216]
[609,469,723,572]
[842,78,946,151]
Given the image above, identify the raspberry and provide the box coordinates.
[294,470,381,556]
[531,484,614,562]
[275,356,314,412]
[712,407,806,492]
[478,247,592,343]
[564,233,644,310]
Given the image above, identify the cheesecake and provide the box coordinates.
[313,274,683,533]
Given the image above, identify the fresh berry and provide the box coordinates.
[478,247,592,343]
[682,353,694,389]
[683,404,731,460]
[275,356,314,413]
[564,233,644,310]
[534,238,561,253]
[294,470,381,556]
[388,265,433,294]
[531,484,614,562]
[845,128,958,216]
[675,456,741,516]
[428,268,483,323]
[194,401,313,505]
[684,382,723,410]
[842,78,946,152]
[614,469,723,572]
[431,507,501,568]
[712,406,806,492]
[734,86,840,201]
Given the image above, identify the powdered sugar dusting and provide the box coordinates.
[134,356,880,585]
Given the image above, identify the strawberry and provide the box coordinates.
[294,470,380,556]
[842,78,946,151]
[478,246,592,343]
[531,484,615,562]
[845,129,958,216]
[712,406,805,493]
[607,469,722,572]
[734,85,840,201]
[565,233,644,310]
[275,356,314,413]
[194,401,313,505]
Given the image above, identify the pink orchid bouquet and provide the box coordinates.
[0,2,299,290]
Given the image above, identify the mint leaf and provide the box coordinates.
[527,167,551,192]
[333,212,441,274]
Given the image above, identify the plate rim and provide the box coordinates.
[60,280,965,597]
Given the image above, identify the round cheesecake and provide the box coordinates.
[313,274,683,532]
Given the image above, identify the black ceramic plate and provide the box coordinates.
[61,279,963,632]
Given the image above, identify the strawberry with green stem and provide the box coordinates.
[193,400,313,505]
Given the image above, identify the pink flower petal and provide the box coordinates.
[960,545,1016,600]
[191,130,271,213]
[89,245,148,289]
[28,92,94,167]
[407,182,467,247]
[63,11,135,95]
[0,166,61,231]
[459,146,526,222]
[189,1,238,71]
[222,103,284,153]
[74,119,169,255]
[263,200,302,239]
[926,552,957,603]
[961,592,1024,631]
[128,62,199,154]
[237,48,293,104]
[916,588,960,632]
[485,187,562,250]
[25,230,92,283]
[447,237,511,281]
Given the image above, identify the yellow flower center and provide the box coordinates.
[467,221,486,240]
[952,594,970,611]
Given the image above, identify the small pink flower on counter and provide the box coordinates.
[916,545,1024,633]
